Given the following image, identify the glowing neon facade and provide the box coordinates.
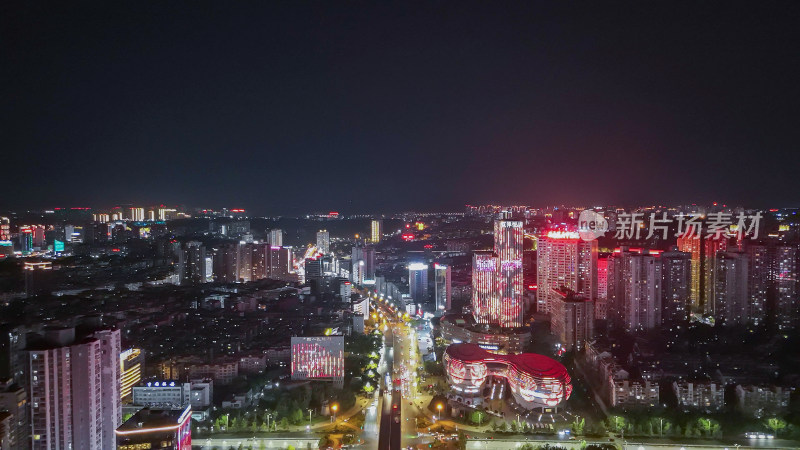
[120,348,143,401]
[444,344,572,409]
[290,336,344,388]
[495,220,524,327]
[470,220,523,327]
[472,252,498,324]
[115,406,192,450]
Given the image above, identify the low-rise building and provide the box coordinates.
[238,354,267,374]
[736,385,793,418]
[186,360,238,385]
[116,406,191,450]
[673,381,725,412]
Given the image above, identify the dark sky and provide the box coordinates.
[2,2,799,214]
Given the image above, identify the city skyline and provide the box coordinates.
[1,2,799,449]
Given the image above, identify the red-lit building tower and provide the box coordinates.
[495,220,524,327]
[471,252,498,324]
[536,231,597,315]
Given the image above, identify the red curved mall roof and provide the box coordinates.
[446,343,569,382]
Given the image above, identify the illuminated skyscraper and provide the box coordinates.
[536,231,597,315]
[677,234,701,312]
[316,230,330,254]
[408,263,429,306]
[434,263,452,312]
[472,252,498,324]
[494,220,524,327]
[19,227,33,254]
[0,217,9,240]
[371,219,382,243]
[595,256,608,319]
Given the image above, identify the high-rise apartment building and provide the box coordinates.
[178,241,207,284]
[0,324,27,385]
[677,234,701,311]
[434,263,452,312]
[0,379,28,450]
[703,238,728,315]
[745,243,770,326]
[596,256,608,320]
[550,289,594,350]
[316,230,330,254]
[93,329,122,450]
[661,249,692,324]
[607,248,662,331]
[371,219,382,243]
[775,245,798,331]
[536,231,597,315]
[713,251,749,325]
[28,327,121,450]
[268,229,283,247]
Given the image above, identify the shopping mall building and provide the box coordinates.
[444,343,572,411]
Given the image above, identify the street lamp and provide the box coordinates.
[331,403,338,423]
[308,409,313,424]
[436,403,443,422]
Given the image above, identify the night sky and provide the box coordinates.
[2,2,799,214]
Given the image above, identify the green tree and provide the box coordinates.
[765,417,787,436]
[469,410,484,425]
[606,415,627,433]
[696,417,720,437]
[572,417,585,435]
[290,407,304,424]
